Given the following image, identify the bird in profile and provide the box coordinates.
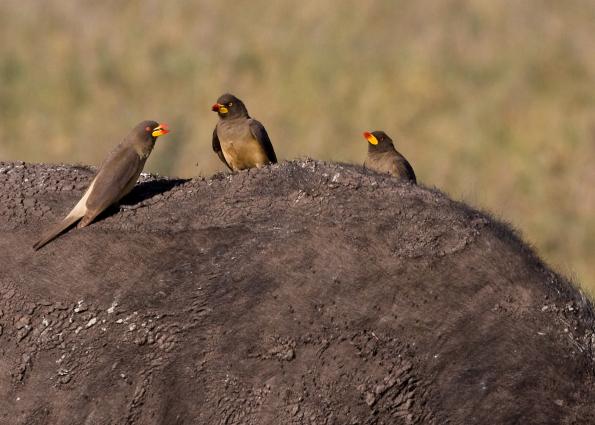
[363,130,417,184]
[211,93,277,171]
[32,120,170,250]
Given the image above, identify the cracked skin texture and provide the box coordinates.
[0,159,594,425]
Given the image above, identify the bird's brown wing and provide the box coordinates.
[249,119,277,163]
[395,154,417,184]
[402,158,417,184]
[84,144,143,216]
[212,127,232,171]
[366,151,417,183]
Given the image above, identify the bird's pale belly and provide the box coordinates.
[222,139,270,170]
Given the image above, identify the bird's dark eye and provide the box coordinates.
[228,102,233,107]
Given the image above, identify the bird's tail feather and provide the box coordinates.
[32,212,84,251]
[33,177,95,251]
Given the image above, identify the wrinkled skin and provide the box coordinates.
[0,160,594,425]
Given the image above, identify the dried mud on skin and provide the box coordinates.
[0,159,594,425]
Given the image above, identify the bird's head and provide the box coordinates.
[212,93,248,119]
[132,120,170,142]
[125,121,170,157]
[363,130,394,151]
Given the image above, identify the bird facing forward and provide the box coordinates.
[33,120,170,250]
[211,93,277,171]
[363,131,417,183]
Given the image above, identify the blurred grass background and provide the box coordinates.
[0,0,594,294]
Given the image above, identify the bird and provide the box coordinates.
[363,131,417,183]
[211,93,277,171]
[32,120,170,250]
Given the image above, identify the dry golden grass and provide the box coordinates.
[1,0,594,294]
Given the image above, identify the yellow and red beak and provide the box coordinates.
[152,123,170,138]
[212,103,228,114]
[363,131,378,145]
